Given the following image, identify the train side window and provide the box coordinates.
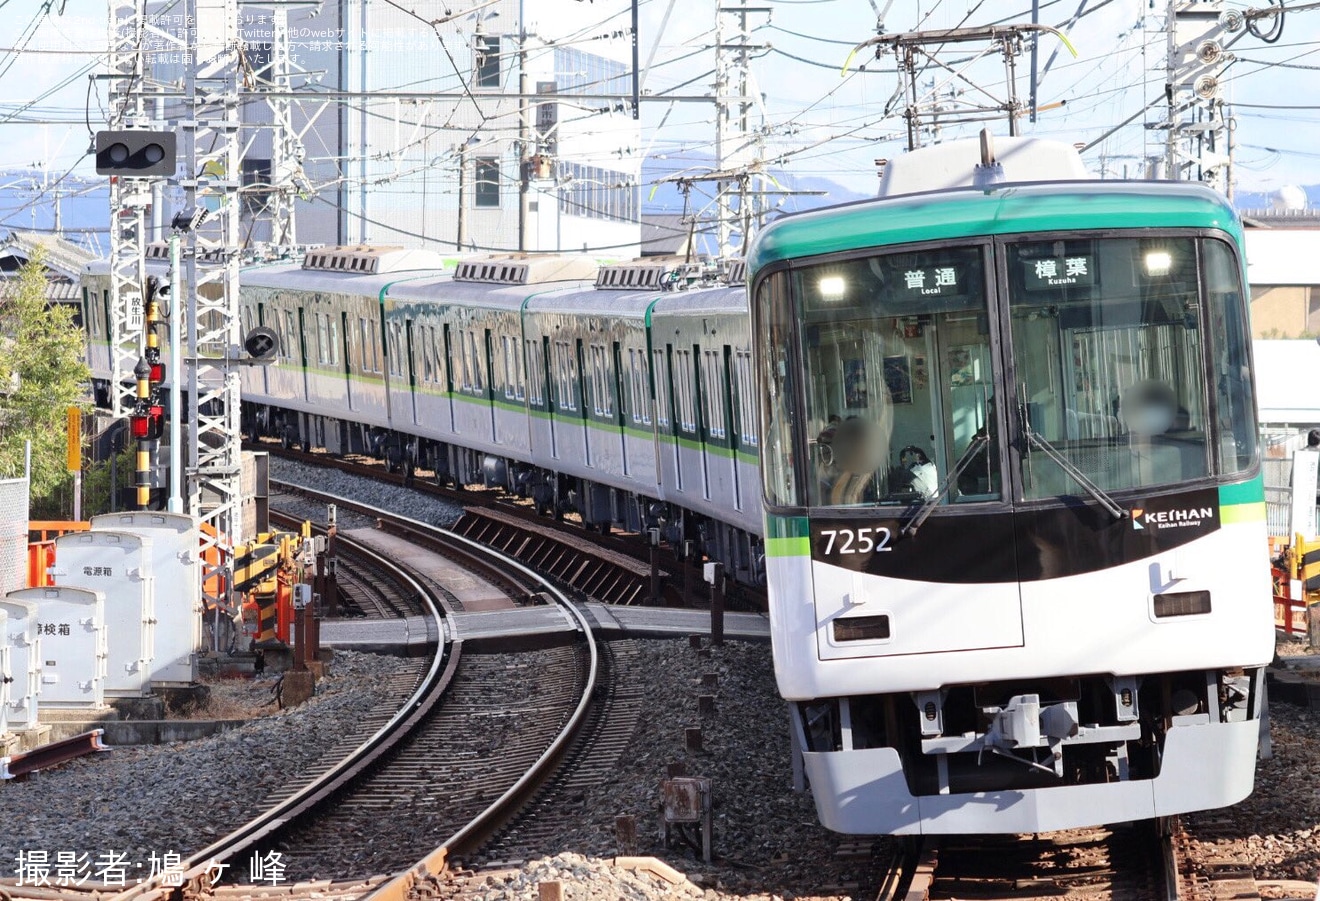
[734,349,758,447]
[469,331,484,392]
[513,335,526,400]
[525,338,544,406]
[457,330,470,390]
[501,336,513,399]
[653,348,672,429]
[440,327,451,385]
[419,324,432,383]
[674,348,696,434]
[704,350,726,440]
[555,340,576,411]
[389,322,403,377]
[589,344,612,417]
[755,270,800,507]
[1203,239,1257,474]
[629,348,650,425]
[316,313,329,364]
[285,310,297,360]
[328,313,340,367]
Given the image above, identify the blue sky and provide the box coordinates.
[2,0,1319,204]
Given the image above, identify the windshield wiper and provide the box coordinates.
[1022,424,1127,521]
[902,433,991,537]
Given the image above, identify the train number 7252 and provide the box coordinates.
[819,527,893,555]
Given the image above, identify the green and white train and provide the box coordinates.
[80,133,1273,835]
[746,135,1273,834]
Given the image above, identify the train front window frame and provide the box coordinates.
[1004,234,1232,501]
[788,242,1002,510]
[755,229,1254,515]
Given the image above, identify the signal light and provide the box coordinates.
[130,405,165,441]
[148,361,165,383]
[95,130,177,177]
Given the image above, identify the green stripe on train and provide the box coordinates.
[1219,474,1266,524]
[765,515,810,557]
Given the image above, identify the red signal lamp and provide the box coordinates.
[130,405,165,440]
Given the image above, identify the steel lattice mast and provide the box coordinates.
[183,0,245,611]
[105,0,151,419]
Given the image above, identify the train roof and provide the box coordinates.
[747,180,1242,274]
[649,285,748,316]
[240,261,444,296]
[387,276,596,311]
[523,286,659,317]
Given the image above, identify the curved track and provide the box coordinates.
[98,489,601,901]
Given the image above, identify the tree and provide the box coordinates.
[0,248,91,510]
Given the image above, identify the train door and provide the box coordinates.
[613,342,628,476]
[483,328,497,442]
[255,302,271,397]
[722,345,741,511]
[342,311,355,412]
[296,308,311,402]
[667,344,684,490]
[692,344,710,498]
[442,323,456,432]
[405,319,419,426]
[542,336,558,459]
[576,338,591,467]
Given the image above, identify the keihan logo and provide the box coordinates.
[1130,505,1214,531]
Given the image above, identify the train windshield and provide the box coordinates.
[759,232,1256,512]
[1007,235,1254,499]
[793,245,1000,508]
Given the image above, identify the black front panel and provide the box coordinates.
[809,486,1221,584]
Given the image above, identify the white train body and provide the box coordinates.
[747,138,1275,834]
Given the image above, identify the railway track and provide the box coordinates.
[873,815,1279,901]
[467,639,648,869]
[270,507,428,620]
[42,487,602,901]
[258,441,768,610]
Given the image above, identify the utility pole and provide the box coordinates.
[518,1,530,253]
[713,1,769,260]
[106,0,152,420]
[183,0,246,614]
[1158,1,1233,196]
[260,4,313,247]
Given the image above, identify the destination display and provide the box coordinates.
[1022,254,1095,290]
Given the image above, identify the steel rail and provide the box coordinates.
[102,521,452,901]
[361,516,601,901]
[0,729,108,780]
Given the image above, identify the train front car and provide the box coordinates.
[747,146,1273,836]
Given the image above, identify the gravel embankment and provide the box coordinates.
[267,456,465,529]
[0,651,415,880]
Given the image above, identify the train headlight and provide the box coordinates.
[818,275,846,300]
[1144,250,1172,276]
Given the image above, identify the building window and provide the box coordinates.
[475,35,501,88]
[557,161,637,222]
[475,158,500,208]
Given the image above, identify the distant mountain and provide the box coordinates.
[0,171,108,252]
[1233,184,1320,212]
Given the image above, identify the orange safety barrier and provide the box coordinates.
[27,520,89,543]
[26,541,55,588]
